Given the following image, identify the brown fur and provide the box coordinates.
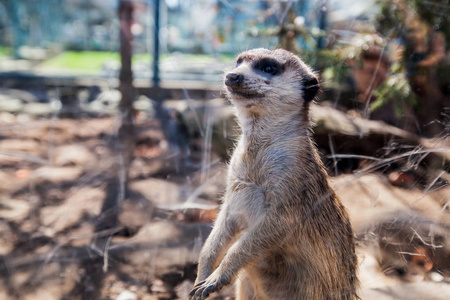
[190,48,358,300]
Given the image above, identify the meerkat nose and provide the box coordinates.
[225,73,242,86]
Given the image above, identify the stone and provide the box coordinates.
[0,139,42,154]
[0,170,28,193]
[119,198,154,231]
[22,102,54,116]
[361,281,450,300]
[32,166,83,185]
[52,144,96,167]
[0,112,17,123]
[0,96,24,112]
[0,199,31,222]
[0,221,15,255]
[129,178,183,207]
[83,90,121,114]
[112,220,211,271]
[116,290,137,300]
[41,187,104,233]
[330,174,447,231]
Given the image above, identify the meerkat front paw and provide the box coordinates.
[189,271,231,300]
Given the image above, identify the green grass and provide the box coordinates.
[0,46,12,57]
[40,51,234,72]
[41,51,120,71]
[41,51,159,71]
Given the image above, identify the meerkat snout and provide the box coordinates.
[225,73,242,87]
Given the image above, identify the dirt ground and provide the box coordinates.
[0,110,449,300]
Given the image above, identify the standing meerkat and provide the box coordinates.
[190,48,358,300]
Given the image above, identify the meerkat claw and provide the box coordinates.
[189,284,215,300]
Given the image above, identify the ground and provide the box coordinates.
[0,106,449,300]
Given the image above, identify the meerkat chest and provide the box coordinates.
[226,141,297,227]
[235,141,295,183]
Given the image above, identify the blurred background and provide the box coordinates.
[0,0,449,299]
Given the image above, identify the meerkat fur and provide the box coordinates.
[190,48,358,300]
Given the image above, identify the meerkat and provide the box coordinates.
[189,48,358,300]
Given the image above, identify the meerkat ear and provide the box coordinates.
[302,75,320,102]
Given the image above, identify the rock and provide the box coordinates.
[133,95,156,116]
[357,248,400,290]
[150,278,172,296]
[0,96,24,112]
[311,103,417,139]
[388,171,416,188]
[165,98,239,159]
[20,282,63,300]
[32,166,83,184]
[116,290,137,300]
[0,112,17,123]
[311,102,450,167]
[129,178,183,207]
[102,274,158,300]
[0,199,31,222]
[0,281,8,300]
[0,221,15,255]
[112,220,211,271]
[0,150,44,167]
[52,144,96,167]
[41,187,104,233]
[176,279,235,300]
[0,88,39,103]
[188,163,228,201]
[175,280,195,300]
[361,281,450,300]
[0,170,28,193]
[332,174,450,291]
[64,222,96,247]
[18,46,54,60]
[9,262,71,300]
[22,102,54,116]
[375,214,450,279]
[0,139,42,154]
[15,169,32,179]
[119,198,154,232]
[83,90,121,115]
[331,174,447,232]
[0,139,45,166]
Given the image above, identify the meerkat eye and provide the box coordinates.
[236,57,244,66]
[254,58,281,76]
[263,65,276,74]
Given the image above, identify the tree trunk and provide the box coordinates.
[94,0,135,243]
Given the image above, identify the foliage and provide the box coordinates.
[411,0,449,49]
[302,48,354,88]
[373,0,447,117]
[375,0,449,50]
[372,72,418,117]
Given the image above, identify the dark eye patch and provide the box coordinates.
[236,57,244,67]
[253,58,283,76]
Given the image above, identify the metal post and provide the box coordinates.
[8,0,25,59]
[118,0,134,111]
[318,0,328,49]
[153,0,160,87]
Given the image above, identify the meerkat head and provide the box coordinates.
[224,48,319,115]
